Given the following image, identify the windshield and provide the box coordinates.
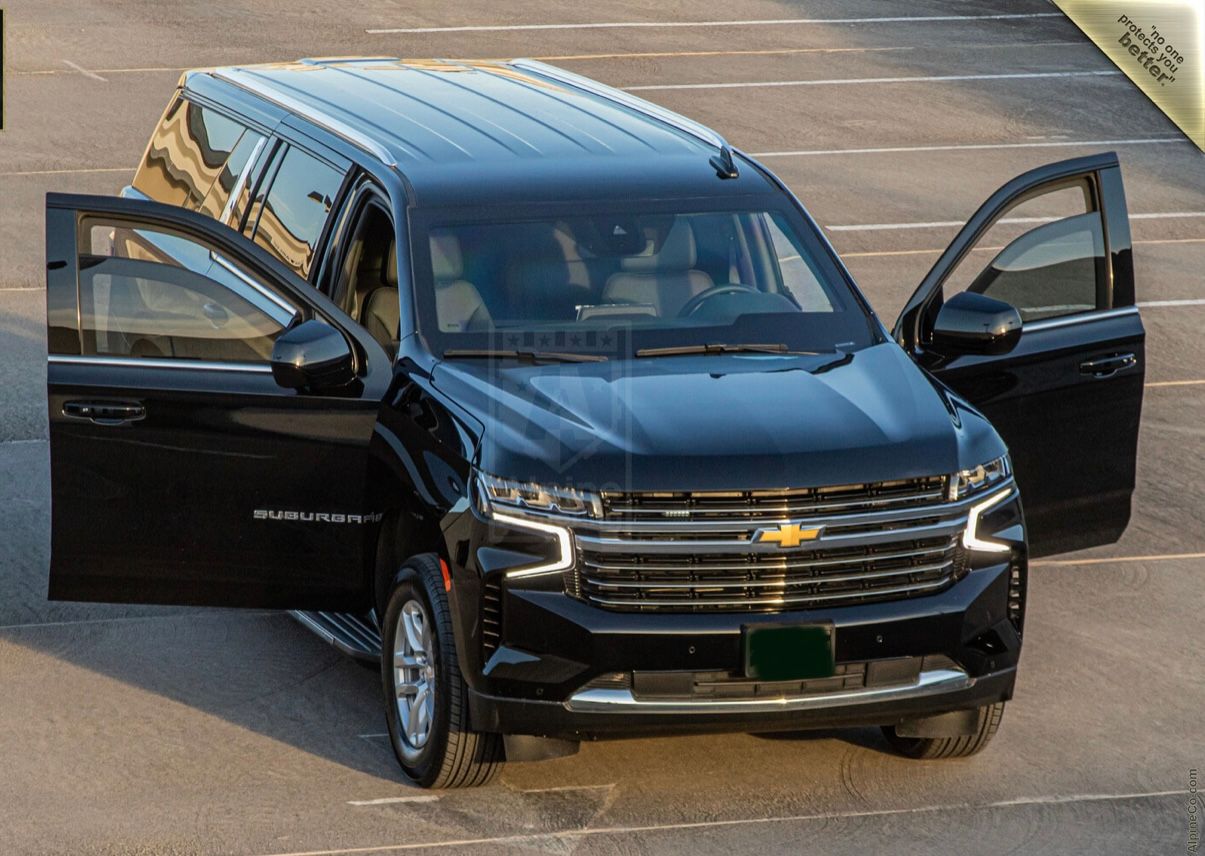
[411,202,879,359]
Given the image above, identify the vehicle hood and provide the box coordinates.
[430,342,1004,492]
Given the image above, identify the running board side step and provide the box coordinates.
[290,610,382,662]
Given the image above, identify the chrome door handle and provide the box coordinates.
[1079,353,1137,378]
[63,400,146,425]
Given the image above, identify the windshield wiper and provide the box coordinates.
[635,343,823,358]
[442,348,608,363]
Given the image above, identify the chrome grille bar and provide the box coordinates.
[580,542,953,574]
[584,577,954,610]
[560,477,1007,614]
[603,489,946,518]
[581,559,955,590]
[575,517,965,554]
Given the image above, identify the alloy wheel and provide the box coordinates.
[393,598,436,758]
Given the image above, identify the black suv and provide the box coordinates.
[45,58,1145,788]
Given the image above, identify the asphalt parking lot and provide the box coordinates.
[1,1,1202,853]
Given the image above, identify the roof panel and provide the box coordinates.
[198,58,773,205]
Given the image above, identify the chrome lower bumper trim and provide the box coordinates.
[563,668,974,714]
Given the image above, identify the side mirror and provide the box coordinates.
[270,319,356,391]
[930,291,1022,356]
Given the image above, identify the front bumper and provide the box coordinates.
[442,487,1026,740]
[450,556,1023,739]
[469,664,1016,740]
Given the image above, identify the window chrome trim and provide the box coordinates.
[219,133,268,227]
[48,354,273,374]
[1022,304,1139,333]
[565,667,975,714]
[209,251,299,324]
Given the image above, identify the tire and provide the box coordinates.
[882,702,1005,759]
[381,554,503,788]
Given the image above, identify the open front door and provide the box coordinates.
[894,153,1144,557]
[46,193,391,607]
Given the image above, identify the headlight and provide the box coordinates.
[962,488,1013,553]
[948,454,1011,500]
[475,472,599,578]
[476,472,603,518]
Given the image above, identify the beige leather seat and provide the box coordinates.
[361,242,400,353]
[429,233,491,332]
[601,220,714,317]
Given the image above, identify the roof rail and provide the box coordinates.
[509,59,730,153]
[209,68,399,168]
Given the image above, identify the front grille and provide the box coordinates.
[601,476,947,522]
[569,476,978,614]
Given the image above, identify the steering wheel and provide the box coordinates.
[676,284,754,318]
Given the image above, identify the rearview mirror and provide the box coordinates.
[930,292,1022,356]
[270,319,355,391]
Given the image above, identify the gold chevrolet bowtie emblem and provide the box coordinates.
[754,523,823,548]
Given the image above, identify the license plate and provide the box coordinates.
[744,624,835,681]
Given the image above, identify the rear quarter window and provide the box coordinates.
[250,146,345,279]
[132,96,249,212]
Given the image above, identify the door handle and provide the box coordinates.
[1079,353,1137,379]
[63,400,146,425]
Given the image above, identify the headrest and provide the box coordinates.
[430,232,464,281]
[620,220,696,273]
[384,240,398,287]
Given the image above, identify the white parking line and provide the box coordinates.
[12,41,1089,77]
[254,789,1185,856]
[625,70,1118,92]
[17,65,184,76]
[521,783,615,794]
[0,166,130,177]
[1140,298,1205,307]
[828,211,1205,232]
[844,236,1205,258]
[1033,552,1205,566]
[367,12,1064,34]
[537,39,1084,62]
[61,60,107,82]
[752,137,1185,158]
[347,796,440,807]
[1146,380,1205,388]
[0,611,278,632]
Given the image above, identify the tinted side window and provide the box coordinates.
[944,182,1105,323]
[132,97,248,211]
[251,146,344,279]
[197,130,266,222]
[80,222,294,362]
[967,213,1102,321]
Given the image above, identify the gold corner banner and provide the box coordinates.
[1053,0,1203,151]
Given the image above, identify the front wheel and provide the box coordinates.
[381,554,503,788]
[881,702,1005,759]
